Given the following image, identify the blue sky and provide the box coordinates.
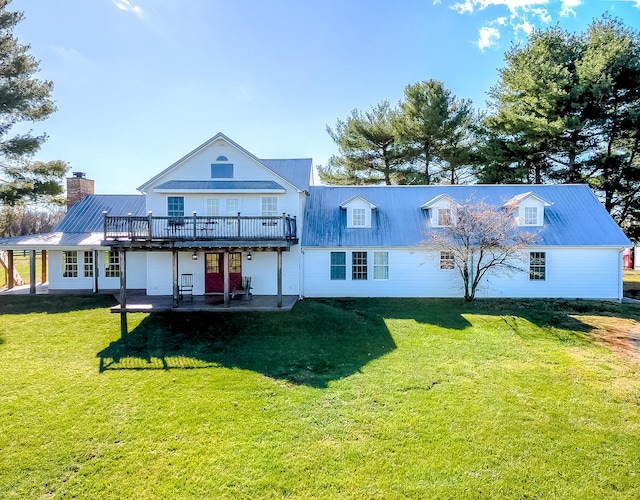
[11,0,640,193]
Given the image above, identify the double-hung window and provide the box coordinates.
[330,252,346,280]
[437,208,452,227]
[529,252,546,280]
[63,251,78,278]
[261,196,278,216]
[84,251,93,278]
[352,251,368,280]
[206,198,220,216]
[440,251,455,270]
[373,251,389,280]
[524,206,538,226]
[226,198,240,215]
[105,251,120,278]
[352,208,366,227]
[168,196,184,219]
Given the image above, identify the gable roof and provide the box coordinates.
[504,191,552,207]
[420,194,462,209]
[137,132,312,193]
[340,195,378,209]
[302,184,631,248]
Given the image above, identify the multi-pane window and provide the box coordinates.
[206,198,220,216]
[105,251,120,278]
[330,252,346,280]
[84,251,93,278]
[261,197,278,216]
[373,251,389,280]
[352,251,368,280]
[440,251,455,270]
[524,206,538,225]
[205,253,220,274]
[229,253,242,273]
[226,198,240,215]
[529,252,546,280]
[62,251,78,278]
[167,196,184,218]
[437,208,452,227]
[352,208,366,227]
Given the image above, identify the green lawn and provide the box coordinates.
[1,296,639,499]
[1,254,45,287]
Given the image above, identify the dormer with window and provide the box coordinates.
[340,195,377,229]
[504,192,552,227]
[421,194,461,228]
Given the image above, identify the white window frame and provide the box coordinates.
[440,251,455,270]
[373,251,389,280]
[206,198,220,216]
[105,251,120,278]
[529,252,546,281]
[83,251,93,278]
[523,206,538,226]
[436,208,452,227]
[261,196,278,216]
[352,251,368,280]
[225,198,240,215]
[62,251,78,278]
[352,208,366,227]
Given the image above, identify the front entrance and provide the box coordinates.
[204,252,242,293]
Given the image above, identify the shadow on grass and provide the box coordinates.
[96,297,640,386]
[0,294,118,315]
[98,299,398,388]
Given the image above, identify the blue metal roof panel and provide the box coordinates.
[154,180,285,191]
[260,158,312,191]
[54,194,146,233]
[302,184,631,248]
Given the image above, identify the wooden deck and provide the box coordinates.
[110,294,299,313]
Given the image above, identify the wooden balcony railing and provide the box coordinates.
[103,212,297,243]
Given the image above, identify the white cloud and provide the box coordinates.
[477,26,501,50]
[560,0,581,16]
[113,0,143,19]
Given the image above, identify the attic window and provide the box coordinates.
[211,157,233,178]
[352,208,366,227]
[437,208,452,227]
[523,206,538,225]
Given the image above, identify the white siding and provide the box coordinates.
[48,250,147,291]
[302,247,623,300]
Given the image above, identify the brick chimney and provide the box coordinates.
[66,172,94,210]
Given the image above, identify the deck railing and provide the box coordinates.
[103,212,297,242]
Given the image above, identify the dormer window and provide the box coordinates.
[211,156,234,178]
[504,192,551,227]
[340,195,377,229]
[523,206,538,226]
[352,208,366,227]
[437,208,452,227]
[422,194,461,228]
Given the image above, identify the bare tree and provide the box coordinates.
[0,204,64,237]
[422,199,538,301]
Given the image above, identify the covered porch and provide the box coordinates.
[110,293,298,313]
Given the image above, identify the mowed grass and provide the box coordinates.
[1,296,639,499]
[1,254,45,287]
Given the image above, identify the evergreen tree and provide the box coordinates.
[0,0,67,205]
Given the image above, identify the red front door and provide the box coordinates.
[205,252,242,293]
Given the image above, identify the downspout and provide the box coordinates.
[618,248,624,302]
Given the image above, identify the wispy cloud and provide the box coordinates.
[443,0,590,50]
[113,0,144,19]
[477,25,501,50]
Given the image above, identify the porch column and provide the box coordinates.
[223,251,230,307]
[172,250,179,308]
[7,250,14,289]
[41,250,47,284]
[93,250,99,294]
[29,250,36,294]
[277,248,282,308]
[119,250,128,337]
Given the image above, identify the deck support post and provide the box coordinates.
[7,250,14,289]
[29,250,36,294]
[93,250,99,293]
[41,250,47,284]
[119,250,128,337]
[172,250,179,308]
[277,248,282,308]
[223,251,230,307]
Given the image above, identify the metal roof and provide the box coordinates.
[302,184,631,248]
[154,180,285,191]
[55,194,146,233]
[260,159,312,191]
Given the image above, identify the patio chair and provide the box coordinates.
[231,276,252,301]
[179,273,193,301]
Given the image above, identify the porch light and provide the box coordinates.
[247,252,252,261]
[192,251,198,261]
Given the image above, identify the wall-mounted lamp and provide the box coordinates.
[247,252,252,261]
[192,251,198,261]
